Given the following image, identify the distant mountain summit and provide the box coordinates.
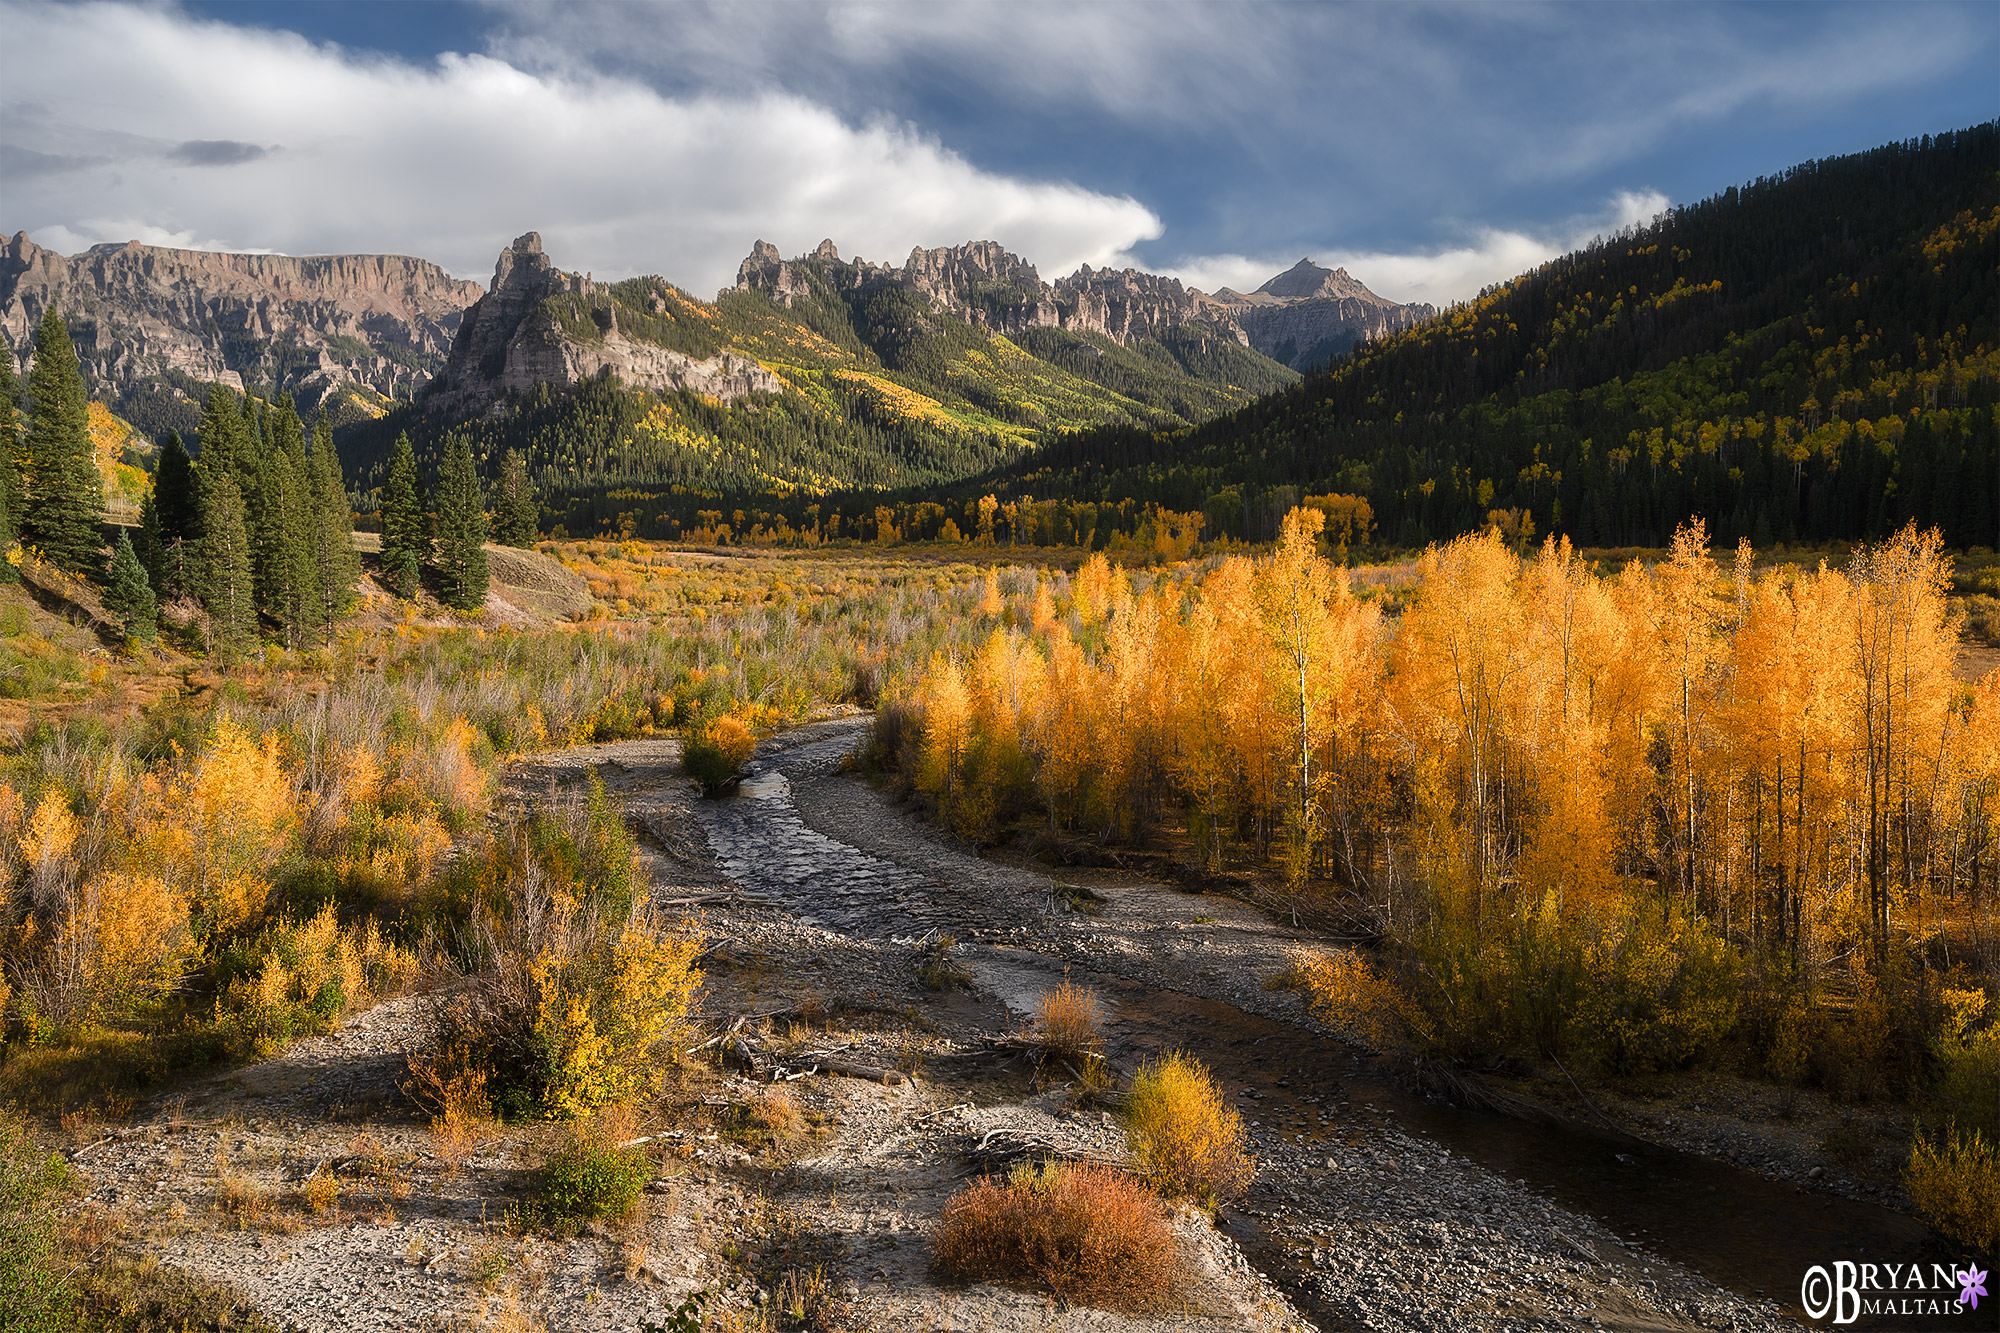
[1251,258,1383,302]
[1210,258,1436,370]
[426,232,779,419]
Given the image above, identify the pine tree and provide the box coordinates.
[431,435,488,610]
[194,384,246,487]
[380,433,427,597]
[492,448,539,547]
[19,309,105,576]
[307,416,360,638]
[0,354,20,583]
[250,397,318,644]
[196,469,257,664]
[106,528,157,643]
[141,431,201,600]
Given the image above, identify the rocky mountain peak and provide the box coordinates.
[431,233,779,419]
[813,239,840,262]
[1256,258,1381,304]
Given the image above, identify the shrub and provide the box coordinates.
[403,1040,493,1174]
[1032,982,1102,1071]
[0,1113,78,1331]
[1931,986,2000,1140]
[912,933,970,991]
[931,1161,1175,1311]
[218,905,417,1056]
[1123,1051,1255,1207]
[532,1118,650,1235]
[682,716,754,796]
[1568,906,1740,1074]
[424,787,702,1120]
[1275,946,1428,1052]
[1904,1123,1997,1253]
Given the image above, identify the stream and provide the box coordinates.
[691,722,1948,1331]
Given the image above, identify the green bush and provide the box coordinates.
[0,1113,79,1332]
[532,1130,649,1234]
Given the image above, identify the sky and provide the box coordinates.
[2,1,1994,307]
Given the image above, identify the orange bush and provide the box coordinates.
[931,1161,1175,1311]
[1124,1052,1254,1207]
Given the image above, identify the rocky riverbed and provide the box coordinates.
[59,716,1935,1331]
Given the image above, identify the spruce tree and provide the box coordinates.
[307,416,360,639]
[141,431,201,599]
[0,354,19,583]
[492,449,539,547]
[250,397,318,644]
[197,384,253,491]
[106,528,157,643]
[196,469,257,664]
[431,435,488,610]
[380,432,427,597]
[19,309,105,576]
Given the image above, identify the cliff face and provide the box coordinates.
[731,239,1248,347]
[1212,258,1436,368]
[427,233,780,420]
[0,231,483,425]
[731,242,1433,364]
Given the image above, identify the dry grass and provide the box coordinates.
[931,1160,1177,1311]
[405,1040,495,1174]
[1124,1051,1255,1208]
[300,1170,339,1217]
[1032,981,1103,1073]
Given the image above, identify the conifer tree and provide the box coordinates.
[307,416,360,638]
[106,528,157,643]
[431,435,488,610]
[196,469,257,664]
[380,433,427,597]
[19,309,105,576]
[250,397,318,644]
[0,354,19,582]
[492,448,539,547]
[139,431,201,600]
[197,384,252,491]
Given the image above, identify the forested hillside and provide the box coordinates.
[997,125,1999,549]
[339,236,1294,531]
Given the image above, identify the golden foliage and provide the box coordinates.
[1123,1051,1254,1207]
[1903,1124,1997,1253]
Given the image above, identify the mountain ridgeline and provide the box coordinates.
[0,232,481,442]
[339,232,1308,529]
[1000,124,1999,550]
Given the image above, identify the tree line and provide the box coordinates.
[987,125,2000,551]
[2,309,544,659]
[888,514,1996,1096]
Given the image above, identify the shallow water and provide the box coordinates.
[700,725,1953,1330]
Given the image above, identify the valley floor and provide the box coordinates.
[60,717,1927,1332]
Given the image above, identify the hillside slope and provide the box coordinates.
[345,234,1300,525]
[999,124,1999,549]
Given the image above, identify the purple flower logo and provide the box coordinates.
[1960,1266,1988,1310]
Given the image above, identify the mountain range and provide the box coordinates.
[0,223,1430,460]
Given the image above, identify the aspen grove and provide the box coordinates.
[889,512,1999,1091]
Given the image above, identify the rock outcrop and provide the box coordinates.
[730,241,1431,363]
[731,238,1248,348]
[1211,259,1436,369]
[427,233,780,419]
[0,231,482,417]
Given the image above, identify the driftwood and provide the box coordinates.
[955,1126,1123,1177]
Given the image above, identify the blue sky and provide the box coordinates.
[5,1,1994,304]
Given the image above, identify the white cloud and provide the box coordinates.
[0,1,1161,294]
[1146,190,1672,308]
